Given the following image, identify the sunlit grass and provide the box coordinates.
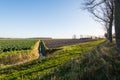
[0,39,104,80]
[41,40,120,80]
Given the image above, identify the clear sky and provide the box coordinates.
[0,0,104,38]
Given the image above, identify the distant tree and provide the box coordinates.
[115,0,120,49]
[84,0,114,43]
[73,34,76,39]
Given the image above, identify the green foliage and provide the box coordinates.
[0,39,38,52]
[0,40,104,80]
[0,39,39,66]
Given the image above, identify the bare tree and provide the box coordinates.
[84,0,114,43]
[115,0,120,49]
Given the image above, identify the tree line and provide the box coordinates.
[84,0,120,49]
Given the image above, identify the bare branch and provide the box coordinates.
[83,0,114,42]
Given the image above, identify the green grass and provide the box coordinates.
[40,41,120,80]
[0,40,104,80]
[0,50,31,59]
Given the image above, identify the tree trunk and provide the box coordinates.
[108,25,112,43]
[108,0,114,43]
[115,0,120,49]
[108,10,114,43]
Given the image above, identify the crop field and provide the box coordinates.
[0,39,104,80]
[43,39,96,48]
[0,39,39,66]
[0,39,38,52]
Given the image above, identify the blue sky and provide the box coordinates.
[0,0,104,38]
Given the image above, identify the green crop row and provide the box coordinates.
[0,39,38,52]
